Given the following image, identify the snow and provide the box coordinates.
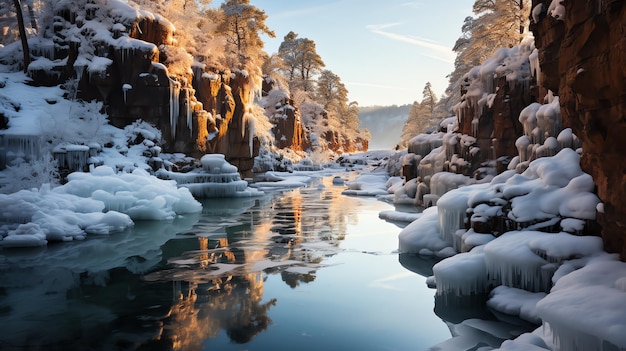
[537,256,626,350]
[0,4,622,348]
[433,250,488,296]
[398,207,451,257]
[158,154,264,198]
[0,164,202,246]
[342,172,389,196]
[379,210,421,223]
[532,4,545,23]
[395,139,622,350]
[547,0,565,20]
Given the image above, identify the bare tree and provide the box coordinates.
[13,0,30,72]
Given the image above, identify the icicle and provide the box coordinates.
[433,251,489,296]
[74,65,85,82]
[529,48,541,87]
[471,118,479,137]
[437,187,471,245]
[186,89,193,137]
[484,231,554,293]
[1,134,41,165]
[121,47,131,66]
[122,84,132,104]
[65,145,90,171]
[248,115,255,157]
[169,79,180,139]
[239,109,256,157]
[516,135,530,162]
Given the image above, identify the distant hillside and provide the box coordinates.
[359,104,411,150]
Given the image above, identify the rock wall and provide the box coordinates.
[16,1,368,177]
[23,2,261,175]
[261,79,307,151]
[531,0,626,259]
[260,78,367,155]
[456,70,534,173]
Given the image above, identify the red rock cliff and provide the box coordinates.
[531,0,626,259]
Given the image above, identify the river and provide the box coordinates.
[0,172,533,350]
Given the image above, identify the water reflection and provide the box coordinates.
[0,174,366,349]
[141,175,357,347]
[398,251,538,350]
[0,215,200,349]
[399,252,440,277]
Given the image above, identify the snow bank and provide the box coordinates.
[342,172,389,196]
[536,256,626,350]
[396,141,622,349]
[58,165,201,219]
[487,286,546,324]
[0,165,202,247]
[158,154,264,198]
[398,207,452,257]
[433,250,488,296]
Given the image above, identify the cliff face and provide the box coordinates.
[21,2,261,175]
[457,76,531,173]
[531,0,626,259]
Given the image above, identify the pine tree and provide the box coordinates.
[400,101,422,146]
[277,31,299,83]
[315,69,347,110]
[344,101,360,132]
[277,32,324,92]
[421,82,438,127]
[215,0,275,70]
[435,0,530,119]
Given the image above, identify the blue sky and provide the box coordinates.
[249,0,476,106]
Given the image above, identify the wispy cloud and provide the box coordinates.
[366,23,455,63]
[346,81,413,91]
[370,272,415,291]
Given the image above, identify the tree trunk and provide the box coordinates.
[13,0,30,72]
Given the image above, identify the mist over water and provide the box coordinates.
[359,105,410,150]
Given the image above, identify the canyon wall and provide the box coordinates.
[531,0,626,259]
[23,3,260,175]
[456,76,533,173]
[21,3,368,176]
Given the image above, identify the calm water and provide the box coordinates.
[0,173,532,351]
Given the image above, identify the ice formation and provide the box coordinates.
[536,257,626,350]
[342,172,389,196]
[432,250,489,296]
[398,207,451,257]
[53,144,91,172]
[0,159,204,248]
[398,145,606,320]
[157,154,263,198]
[169,78,181,139]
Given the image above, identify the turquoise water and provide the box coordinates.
[0,174,530,350]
